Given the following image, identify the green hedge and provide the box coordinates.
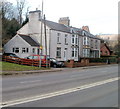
[89,57,117,63]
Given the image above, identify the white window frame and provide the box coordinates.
[72,48,78,58]
[71,35,75,44]
[65,34,68,44]
[56,47,61,58]
[13,47,19,53]
[32,48,35,53]
[75,35,78,45]
[22,48,29,53]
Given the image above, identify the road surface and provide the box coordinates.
[2,64,119,107]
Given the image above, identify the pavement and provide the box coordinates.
[2,64,117,75]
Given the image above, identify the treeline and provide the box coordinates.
[1,0,29,46]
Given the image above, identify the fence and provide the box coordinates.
[2,56,50,67]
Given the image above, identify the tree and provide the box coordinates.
[16,0,26,25]
[1,0,14,20]
[22,7,29,26]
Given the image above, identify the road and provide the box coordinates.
[2,64,119,107]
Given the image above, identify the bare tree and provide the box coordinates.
[0,0,14,20]
[16,0,26,25]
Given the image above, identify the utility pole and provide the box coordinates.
[44,14,48,68]
[39,0,43,68]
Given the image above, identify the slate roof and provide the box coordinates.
[40,19,101,40]
[19,34,40,46]
[41,19,71,33]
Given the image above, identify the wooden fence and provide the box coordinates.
[2,56,50,67]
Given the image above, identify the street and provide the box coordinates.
[2,64,118,107]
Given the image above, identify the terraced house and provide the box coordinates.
[4,10,101,61]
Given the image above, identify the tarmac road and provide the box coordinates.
[2,64,118,107]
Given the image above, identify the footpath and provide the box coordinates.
[2,64,117,76]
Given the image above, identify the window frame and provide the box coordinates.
[22,48,29,53]
[56,47,61,58]
[13,47,19,53]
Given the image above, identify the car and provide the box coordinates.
[3,53,19,58]
[2,53,20,61]
[24,55,48,64]
[48,58,64,68]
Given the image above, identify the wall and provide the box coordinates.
[50,30,72,61]
[101,45,110,56]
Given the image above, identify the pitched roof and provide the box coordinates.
[41,19,71,33]
[40,19,101,40]
[19,34,40,46]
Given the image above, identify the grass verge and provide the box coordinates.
[1,61,50,75]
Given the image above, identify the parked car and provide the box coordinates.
[3,53,19,58]
[24,55,48,64]
[48,58,64,68]
[2,53,20,61]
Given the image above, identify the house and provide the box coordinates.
[4,10,101,61]
[100,43,113,56]
[4,34,40,58]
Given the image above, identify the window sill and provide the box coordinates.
[56,57,61,58]
[65,43,68,45]
[57,43,61,44]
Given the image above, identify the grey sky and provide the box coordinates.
[9,0,119,35]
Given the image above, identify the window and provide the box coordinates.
[83,37,86,45]
[22,48,29,53]
[32,48,35,53]
[27,56,33,59]
[105,51,108,54]
[33,56,38,59]
[72,48,74,57]
[56,47,61,58]
[72,35,75,44]
[65,34,68,44]
[57,36,60,43]
[13,47,19,53]
[75,36,78,45]
[72,48,78,57]
[57,33,61,44]
[83,49,89,57]
[37,49,40,55]
[57,33,61,36]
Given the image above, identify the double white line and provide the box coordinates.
[2,77,119,107]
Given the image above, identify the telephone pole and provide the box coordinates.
[39,0,43,67]
[44,14,48,68]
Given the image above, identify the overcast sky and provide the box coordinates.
[9,0,119,35]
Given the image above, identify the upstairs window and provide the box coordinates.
[57,33,61,44]
[72,35,75,44]
[75,36,78,45]
[65,34,68,44]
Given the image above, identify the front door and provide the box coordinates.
[64,48,67,61]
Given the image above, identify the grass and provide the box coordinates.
[1,61,49,73]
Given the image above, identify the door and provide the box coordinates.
[64,48,67,61]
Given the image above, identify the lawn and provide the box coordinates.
[1,61,49,72]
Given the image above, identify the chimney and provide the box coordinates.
[29,10,41,22]
[59,17,70,26]
[82,26,90,32]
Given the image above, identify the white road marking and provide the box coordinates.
[2,77,119,107]
[20,80,42,84]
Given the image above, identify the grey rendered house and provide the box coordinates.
[4,10,101,61]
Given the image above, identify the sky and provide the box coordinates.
[9,0,119,35]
